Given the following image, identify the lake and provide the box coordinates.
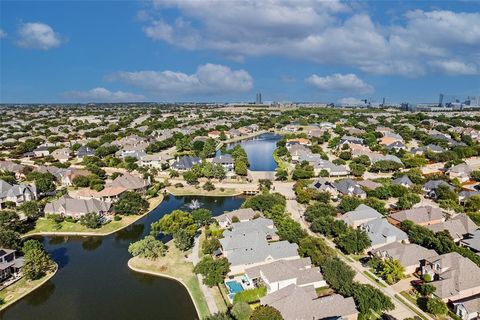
[0,195,245,320]
[219,132,281,171]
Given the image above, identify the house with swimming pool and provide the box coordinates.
[244,257,326,294]
[219,218,300,275]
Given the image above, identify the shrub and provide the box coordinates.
[114,215,122,221]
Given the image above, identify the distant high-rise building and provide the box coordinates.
[255,93,262,105]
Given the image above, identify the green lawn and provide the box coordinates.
[0,267,57,310]
[25,195,163,236]
[128,243,211,319]
[363,271,387,288]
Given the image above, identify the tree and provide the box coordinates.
[231,301,252,320]
[275,169,288,181]
[0,227,21,250]
[193,256,230,287]
[397,193,421,210]
[173,229,194,251]
[242,193,286,213]
[298,236,336,266]
[234,160,248,176]
[128,235,167,260]
[377,259,405,284]
[274,217,307,244]
[292,162,314,180]
[203,180,216,191]
[202,237,221,255]
[151,210,197,237]
[183,170,199,185]
[191,208,213,226]
[349,163,366,177]
[425,298,448,315]
[417,284,436,297]
[22,239,54,280]
[35,176,56,194]
[335,229,371,255]
[72,175,91,188]
[80,212,102,229]
[322,257,356,296]
[113,191,148,215]
[305,202,336,222]
[370,160,403,173]
[249,305,283,320]
[338,196,363,213]
[18,201,41,219]
[352,283,394,316]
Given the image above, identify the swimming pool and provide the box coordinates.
[225,280,244,294]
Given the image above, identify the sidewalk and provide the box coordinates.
[190,234,219,315]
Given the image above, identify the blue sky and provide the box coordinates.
[0,0,479,104]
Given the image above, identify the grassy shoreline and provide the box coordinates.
[23,195,164,238]
[0,263,58,311]
[167,186,242,197]
[128,244,210,319]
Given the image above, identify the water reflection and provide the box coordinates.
[49,247,69,269]
[81,237,103,251]
[114,224,145,242]
[24,281,55,306]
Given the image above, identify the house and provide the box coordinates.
[461,230,480,255]
[74,186,127,203]
[311,160,349,176]
[215,208,260,228]
[421,252,480,302]
[44,195,111,219]
[426,214,477,242]
[219,218,299,274]
[208,130,221,139]
[452,295,480,320]
[261,284,358,320]
[51,148,71,163]
[0,161,25,180]
[371,242,437,274]
[286,138,311,150]
[423,180,455,199]
[392,175,414,188]
[212,154,235,173]
[333,179,367,198]
[360,218,409,250]
[33,146,50,157]
[109,173,150,193]
[339,204,383,228]
[0,180,37,208]
[449,164,474,183]
[389,206,445,226]
[339,135,364,146]
[357,179,382,190]
[0,249,23,282]
[76,146,96,159]
[171,156,201,171]
[308,178,338,196]
[244,257,326,294]
[138,153,171,169]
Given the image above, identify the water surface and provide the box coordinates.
[1,195,245,320]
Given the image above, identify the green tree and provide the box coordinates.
[191,208,213,226]
[0,227,21,250]
[72,175,91,188]
[151,210,197,237]
[322,257,356,296]
[128,235,167,260]
[18,201,41,219]
[275,169,288,181]
[417,284,436,297]
[352,283,394,316]
[79,212,102,229]
[193,256,230,287]
[249,305,283,320]
[113,191,148,215]
[183,170,199,185]
[425,298,448,315]
[338,196,363,213]
[349,163,366,177]
[397,193,421,210]
[234,160,248,176]
[231,301,252,320]
[298,236,336,266]
[22,239,54,280]
[334,228,371,254]
[378,259,405,284]
[173,229,195,251]
[202,237,221,255]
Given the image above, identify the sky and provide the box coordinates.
[0,0,479,104]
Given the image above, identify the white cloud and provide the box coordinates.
[140,2,480,76]
[107,63,253,96]
[63,88,145,102]
[429,60,479,75]
[307,73,374,94]
[16,22,62,50]
[0,29,6,39]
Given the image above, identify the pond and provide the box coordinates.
[0,195,245,320]
[219,132,282,171]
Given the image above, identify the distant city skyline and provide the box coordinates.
[0,0,479,103]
